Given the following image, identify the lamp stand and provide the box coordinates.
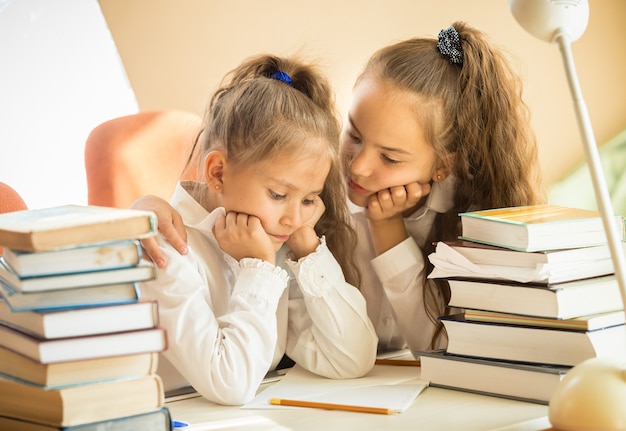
[547,31,626,431]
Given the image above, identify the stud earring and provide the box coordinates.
[214,183,221,190]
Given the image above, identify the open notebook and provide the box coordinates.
[243,364,428,414]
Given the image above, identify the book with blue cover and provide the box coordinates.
[0,257,155,293]
[0,280,140,312]
[0,407,173,431]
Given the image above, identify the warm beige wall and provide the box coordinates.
[99,0,626,188]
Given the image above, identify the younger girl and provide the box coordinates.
[140,54,377,406]
[135,22,543,355]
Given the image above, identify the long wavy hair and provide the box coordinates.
[359,21,545,347]
[187,54,360,287]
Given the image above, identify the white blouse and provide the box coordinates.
[349,176,457,353]
[139,181,378,405]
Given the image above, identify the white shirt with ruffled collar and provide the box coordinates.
[349,175,456,352]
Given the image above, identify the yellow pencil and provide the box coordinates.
[269,398,399,415]
[374,358,421,366]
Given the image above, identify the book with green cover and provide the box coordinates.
[458,204,625,252]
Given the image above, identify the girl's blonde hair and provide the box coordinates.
[191,54,360,287]
[359,22,545,347]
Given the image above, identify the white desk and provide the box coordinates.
[166,368,551,431]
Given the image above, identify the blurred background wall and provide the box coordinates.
[2,0,625,208]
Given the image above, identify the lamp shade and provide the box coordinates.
[509,0,589,43]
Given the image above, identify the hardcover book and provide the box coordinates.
[444,275,623,319]
[0,205,156,252]
[417,350,569,405]
[0,280,140,312]
[0,324,167,364]
[0,408,172,431]
[2,240,143,277]
[0,375,164,427]
[458,204,625,252]
[463,309,625,331]
[0,257,155,293]
[440,314,626,367]
[0,299,158,339]
[0,345,158,388]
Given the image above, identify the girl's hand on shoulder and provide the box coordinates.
[214,211,275,264]
[130,195,188,268]
[287,196,325,259]
[367,182,431,223]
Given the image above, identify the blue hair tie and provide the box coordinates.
[271,70,292,85]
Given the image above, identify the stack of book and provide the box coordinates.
[419,204,626,405]
[0,205,172,430]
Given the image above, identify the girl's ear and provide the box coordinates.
[204,151,226,193]
[432,152,456,182]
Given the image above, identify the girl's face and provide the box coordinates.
[341,77,438,208]
[215,142,331,251]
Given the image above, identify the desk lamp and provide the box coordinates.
[509,0,626,430]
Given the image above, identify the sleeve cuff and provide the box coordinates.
[371,237,423,285]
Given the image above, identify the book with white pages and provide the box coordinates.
[0,279,140,312]
[243,364,427,414]
[2,240,143,277]
[427,241,615,284]
[0,257,155,293]
[0,298,158,339]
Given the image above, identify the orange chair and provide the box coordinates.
[84,110,204,208]
[0,182,28,254]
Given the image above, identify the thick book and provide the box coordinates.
[0,280,140,312]
[446,275,623,319]
[0,323,167,364]
[428,241,616,284]
[463,309,626,331]
[0,257,155,293]
[0,408,172,431]
[0,345,158,388]
[2,240,143,277]
[417,350,569,405]
[0,205,157,252]
[440,314,626,367]
[0,299,158,339]
[0,375,164,427]
[458,204,625,252]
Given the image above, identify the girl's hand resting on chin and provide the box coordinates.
[213,212,276,264]
[367,181,431,223]
[286,196,325,260]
